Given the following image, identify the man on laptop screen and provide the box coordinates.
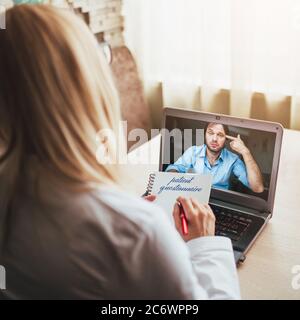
[165,122,264,193]
[161,108,283,263]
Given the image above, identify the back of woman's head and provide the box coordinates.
[0,4,123,193]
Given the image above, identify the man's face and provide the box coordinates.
[205,123,226,153]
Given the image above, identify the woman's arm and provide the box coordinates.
[141,198,240,299]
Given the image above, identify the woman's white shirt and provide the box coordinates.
[0,184,240,299]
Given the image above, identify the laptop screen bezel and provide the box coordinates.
[160,107,284,214]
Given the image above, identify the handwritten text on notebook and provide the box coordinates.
[158,176,203,194]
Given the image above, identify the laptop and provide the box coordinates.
[160,107,283,264]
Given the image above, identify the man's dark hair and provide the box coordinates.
[204,122,229,136]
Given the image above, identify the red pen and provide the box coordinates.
[179,204,188,235]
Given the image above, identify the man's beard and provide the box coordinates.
[206,144,224,154]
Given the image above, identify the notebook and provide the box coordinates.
[145,172,212,221]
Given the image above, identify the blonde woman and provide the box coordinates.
[0,5,239,299]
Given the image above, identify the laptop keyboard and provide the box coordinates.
[210,204,253,242]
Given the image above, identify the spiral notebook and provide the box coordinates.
[145,172,212,220]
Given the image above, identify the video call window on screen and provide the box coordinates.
[161,116,276,201]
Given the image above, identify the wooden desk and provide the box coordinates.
[127,129,300,299]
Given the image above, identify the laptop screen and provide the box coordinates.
[161,115,278,202]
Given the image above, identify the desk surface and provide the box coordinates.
[127,129,300,299]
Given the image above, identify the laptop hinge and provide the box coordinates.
[266,210,273,218]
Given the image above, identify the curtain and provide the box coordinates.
[123,0,300,130]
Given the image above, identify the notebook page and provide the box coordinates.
[150,172,212,221]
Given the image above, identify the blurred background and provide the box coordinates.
[3,0,300,135]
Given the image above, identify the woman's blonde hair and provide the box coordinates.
[0,4,125,199]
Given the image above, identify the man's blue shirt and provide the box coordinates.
[166,145,249,190]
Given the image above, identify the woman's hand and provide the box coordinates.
[143,194,156,202]
[173,196,216,242]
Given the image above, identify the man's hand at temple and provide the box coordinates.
[226,134,264,193]
[226,134,249,156]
